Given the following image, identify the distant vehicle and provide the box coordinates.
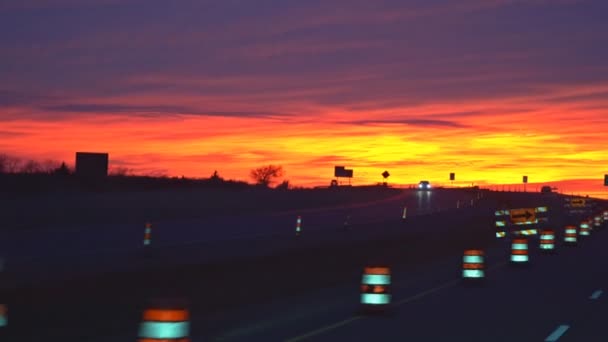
[418,180,431,190]
[541,186,552,193]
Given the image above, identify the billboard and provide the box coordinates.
[449,172,455,181]
[334,166,353,178]
[75,152,109,179]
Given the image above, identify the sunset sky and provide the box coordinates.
[1,0,608,195]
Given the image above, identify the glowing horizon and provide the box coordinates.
[2,1,608,197]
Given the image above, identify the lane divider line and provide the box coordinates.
[545,325,570,342]
[284,316,363,342]
[589,290,603,300]
[285,261,507,342]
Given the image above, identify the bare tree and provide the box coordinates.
[20,159,41,174]
[0,154,21,173]
[250,165,284,187]
[109,166,132,176]
[40,159,61,173]
[275,179,290,190]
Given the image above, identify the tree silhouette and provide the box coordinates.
[250,165,284,187]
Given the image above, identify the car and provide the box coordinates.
[418,180,431,190]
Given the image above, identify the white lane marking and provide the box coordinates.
[589,290,603,300]
[545,325,570,342]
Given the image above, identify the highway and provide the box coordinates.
[0,188,600,341]
[0,188,480,286]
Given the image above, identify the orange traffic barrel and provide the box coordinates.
[0,304,6,328]
[295,216,302,236]
[510,238,529,264]
[564,225,578,245]
[462,249,485,279]
[539,229,555,252]
[360,266,391,308]
[138,306,190,341]
[143,223,152,246]
[593,215,602,229]
[579,221,591,236]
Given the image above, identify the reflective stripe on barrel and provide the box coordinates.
[360,267,391,305]
[138,308,190,341]
[462,249,484,278]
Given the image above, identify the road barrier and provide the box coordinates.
[0,304,6,328]
[462,249,485,279]
[143,223,152,246]
[510,238,529,264]
[360,266,392,308]
[138,306,190,341]
[579,221,591,237]
[295,216,302,237]
[594,215,602,229]
[564,225,578,245]
[539,229,555,252]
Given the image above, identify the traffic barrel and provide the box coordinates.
[143,222,152,246]
[539,229,555,252]
[0,257,6,330]
[138,306,190,341]
[510,238,529,264]
[295,216,302,236]
[579,221,591,237]
[495,220,507,239]
[603,210,608,222]
[343,215,351,231]
[563,225,578,245]
[360,266,391,310]
[462,249,485,280]
[593,215,602,229]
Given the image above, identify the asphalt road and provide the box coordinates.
[0,188,483,286]
[0,189,595,341]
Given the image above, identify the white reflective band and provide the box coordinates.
[463,255,484,264]
[511,255,529,262]
[139,321,189,339]
[512,243,528,250]
[0,316,6,327]
[496,232,506,238]
[145,228,151,233]
[462,269,484,278]
[360,293,391,305]
[540,244,554,249]
[580,230,590,236]
[514,220,538,225]
[581,224,589,229]
[540,234,554,239]
[362,274,391,285]
[495,221,506,227]
[536,206,548,213]
[565,229,577,234]
[564,237,577,242]
[143,240,150,245]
